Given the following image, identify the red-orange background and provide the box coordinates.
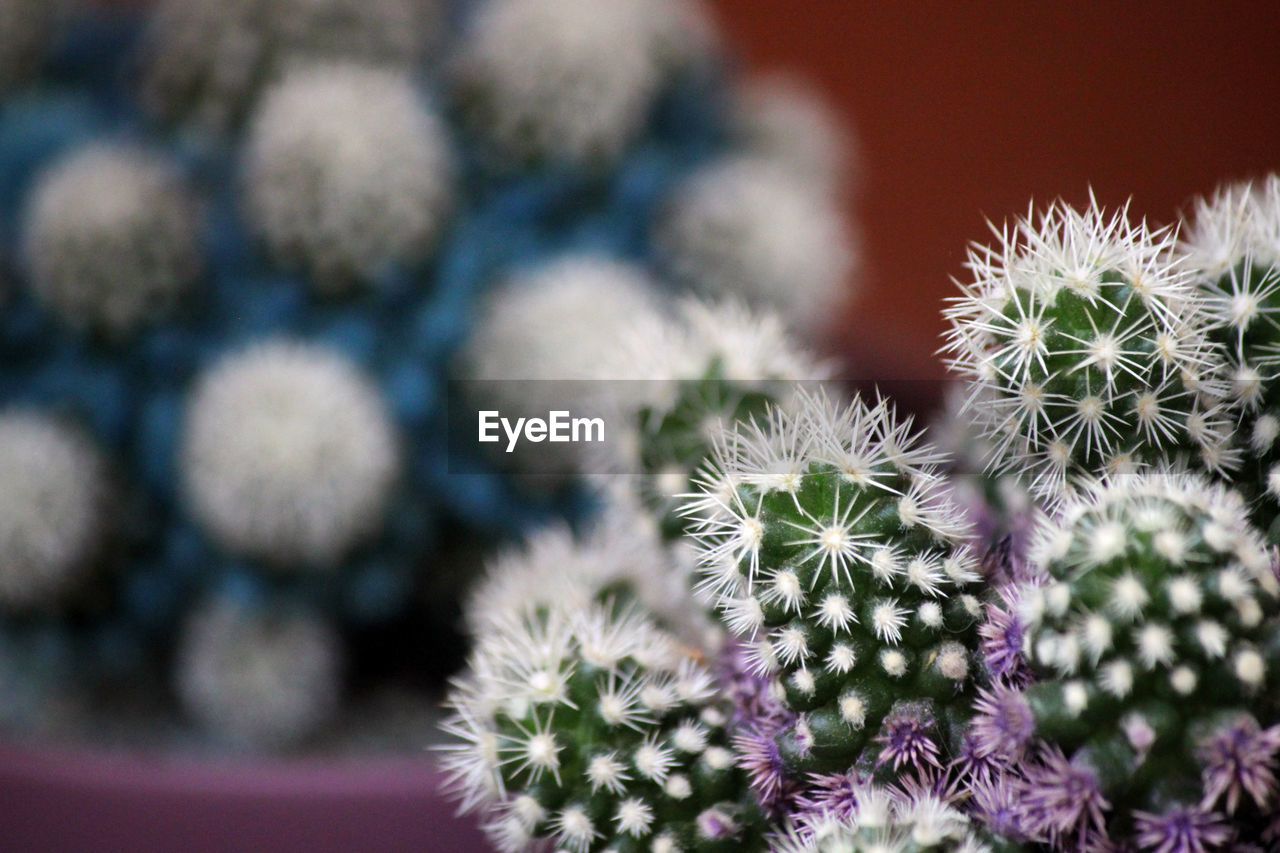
[708,1,1280,388]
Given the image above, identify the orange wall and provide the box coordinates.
[708,1,1280,386]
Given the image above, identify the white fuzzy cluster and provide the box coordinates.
[22,143,202,337]
[243,63,454,290]
[142,0,433,128]
[657,156,856,331]
[773,785,991,853]
[942,197,1234,502]
[461,254,663,475]
[0,411,106,611]
[1182,176,1280,409]
[1183,175,1280,277]
[175,596,342,749]
[0,0,55,92]
[731,72,854,195]
[465,496,712,647]
[453,0,715,165]
[596,298,832,470]
[440,601,719,851]
[181,340,400,568]
[1024,472,1276,711]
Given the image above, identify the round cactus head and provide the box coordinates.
[181,339,400,569]
[657,156,856,332]
[1184,175,1280,535]
[942,197,1235,506]
[0,411,108,612]
[441,599,765,853]
[451,0,712,167]
[243,63,454,292]
[22,143,203,339]
[682,388,984,782]
[175,593,343,749]
[978,472,1280,849]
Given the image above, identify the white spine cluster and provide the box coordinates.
[464,497,712,647]
[461,254,664,475]
[22,143,202,337]
[175,595,342,749]
[1183,176,1280,278]
[452,0,714,166]
[773,785,991,853]
[0,411,107,611]
[181,340,399,568]
[731,72,854,195]
[596,298,833,470]
[142,0,433,128]
[243,63,454,291]
[942,197,1235,503]
[657,156,856,332]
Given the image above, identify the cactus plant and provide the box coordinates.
[941,197,1236,506]
[655,156,856,333]
[597,298,830,541]
[441,598,767,852]
[972,472,1280,850]
[1183,175,1280,538]
[680,389,985,783]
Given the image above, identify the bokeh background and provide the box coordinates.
[707,0,1280,399]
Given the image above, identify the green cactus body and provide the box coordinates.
[684,391,984,779]
[942,199,1234,505]
[1019,473,1280,820]
[443,603,767,853]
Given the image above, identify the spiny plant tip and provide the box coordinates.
[941,195,1236,504]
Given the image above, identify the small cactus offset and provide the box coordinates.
[973,472,1280,850]
[942,198,1236,505]
[1184,175,1280,537]
[599,299,829,540]
[681,389,984,782]
[442,600,767,853]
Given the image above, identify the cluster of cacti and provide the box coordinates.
[0,0,857,749]
[447,181,1280,853]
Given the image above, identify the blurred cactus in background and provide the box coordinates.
[0,0,858,749]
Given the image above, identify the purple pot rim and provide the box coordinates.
[0,739,453,797]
